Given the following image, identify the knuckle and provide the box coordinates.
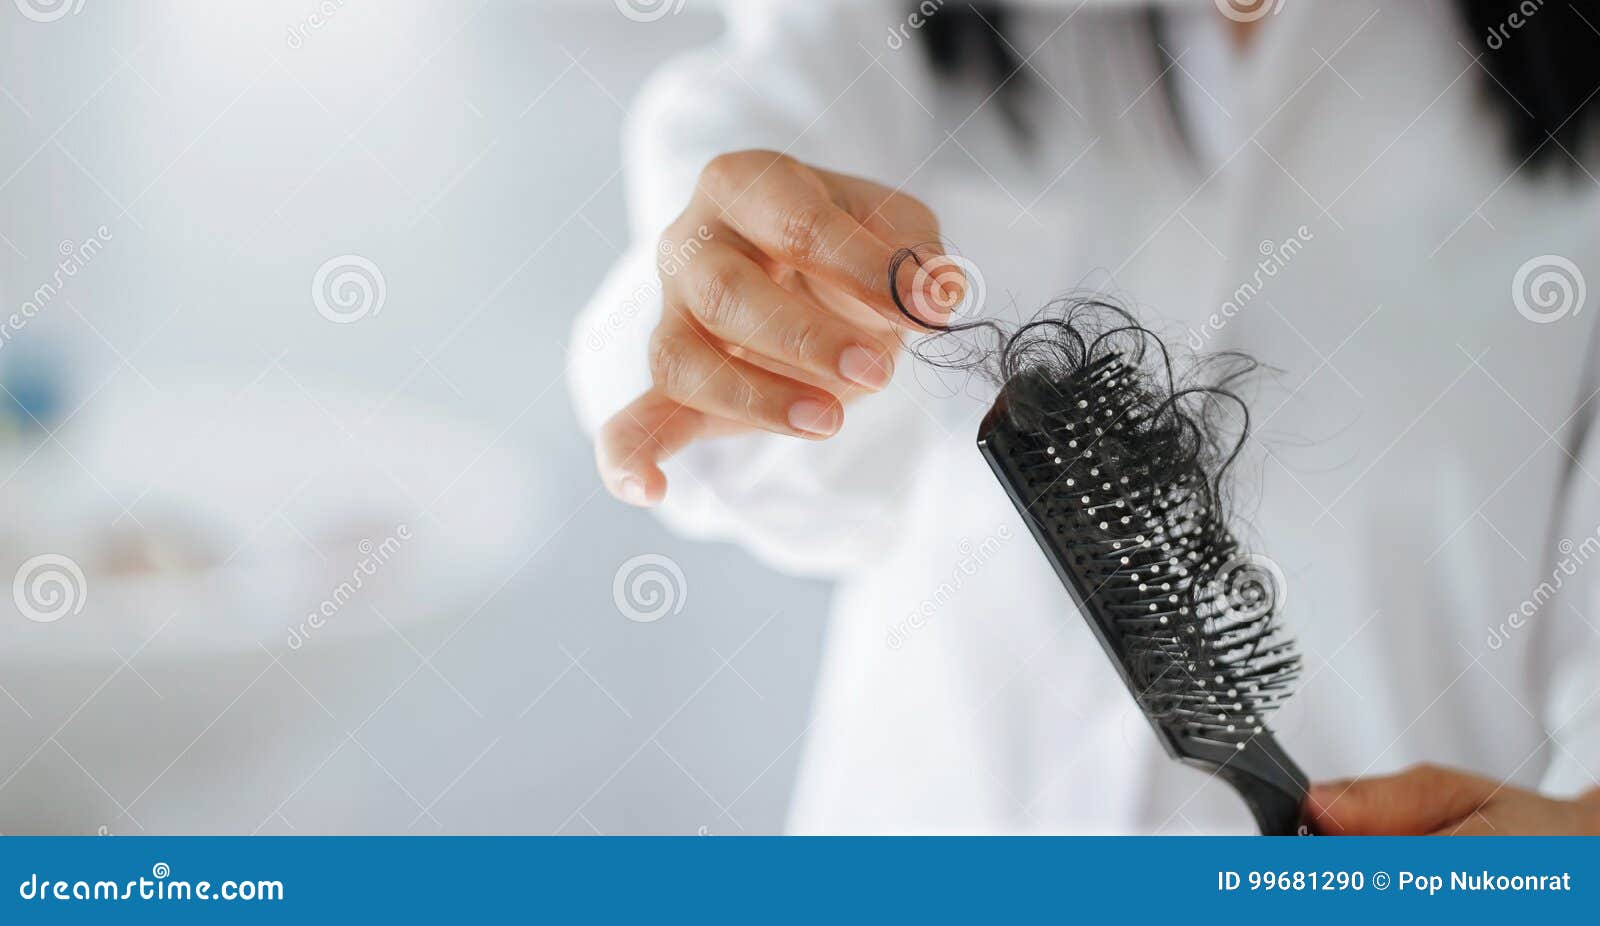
[779,321,826,366]
[654,233,683,277]
[658,219,715,284]
[778,200,834,268]
[699,149,787,197]
[647,332,698,398]
[1404,762,1441,781]
[691,265,744,331]
[698,153,739,195]
[734,378,772,426]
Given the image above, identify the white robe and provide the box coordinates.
[569,0,1600,833]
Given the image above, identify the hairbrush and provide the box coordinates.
[884,248,1308,834]
[973,322,1308,835]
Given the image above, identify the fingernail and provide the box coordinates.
[839,346,892,389]
[940,276,966,308]
[924,289,956,324]
[617,476,651,507]
[787,399,840,436]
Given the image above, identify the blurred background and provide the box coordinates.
[0,0,830,835]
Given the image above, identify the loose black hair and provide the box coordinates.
[889,246,1261,521]
[922,1,1600,173]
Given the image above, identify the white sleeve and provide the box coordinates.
[567,1,943,578]
[1536,418,1600,799]
[1533,311,1600,798]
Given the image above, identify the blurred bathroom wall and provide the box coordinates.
[0,0,829,834]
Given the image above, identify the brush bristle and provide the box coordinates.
[993,354,1299,750]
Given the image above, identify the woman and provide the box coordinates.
[571,0,1600,833]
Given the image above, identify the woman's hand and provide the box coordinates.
[595,150,953,507]
[1306,763,1600,835]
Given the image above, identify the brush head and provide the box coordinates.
[976,338,1300,759]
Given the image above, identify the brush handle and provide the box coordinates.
[1220,767,1308,835]
[1203,734,1310,835]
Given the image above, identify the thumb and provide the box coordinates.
[595,389,721,507]
[1307,764,1496,835]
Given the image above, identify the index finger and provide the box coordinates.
[700,154,947,326]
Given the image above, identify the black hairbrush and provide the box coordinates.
[883,248,1308,833]
[974,330,1308,835]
